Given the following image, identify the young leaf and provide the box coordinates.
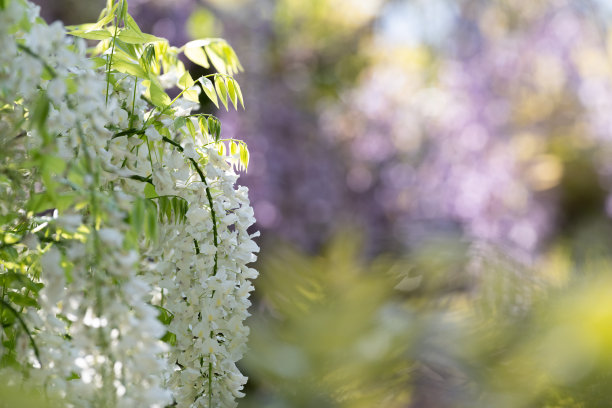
[144,78,171,108]
[144,183,157,199]
[198,77,218,108]
[205,43,228,75]
[208,117,220,142]
[117,29,162,44]
[184,45,209,69]
[227,78,238,109]
[239,143,249,171]
[111,58,147,78]
[174,116,186,131]
[154,305,174,325]
[117,17,164,44]
[198,116,209,136]
[233,79,245,109]
[222,43,243,74]
[7,292,39,309]
[178,71,195,90]
[186,118,196,138]
[139,44,157,74]
[214,75,229,110]
[68,27,113,41]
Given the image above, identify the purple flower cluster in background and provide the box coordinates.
[321,0,612,259]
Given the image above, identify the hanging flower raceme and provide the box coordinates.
[0,1,257,407]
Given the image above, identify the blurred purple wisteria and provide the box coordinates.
[322,0,612,260]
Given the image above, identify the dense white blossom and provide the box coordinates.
[0,1,258,407]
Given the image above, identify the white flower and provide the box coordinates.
[47,78,66,104]
[152,165,174,195]
[183,142,199,160]
[145,126,162,141]
[98,228,124,247]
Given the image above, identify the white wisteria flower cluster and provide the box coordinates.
[0,1,258,407]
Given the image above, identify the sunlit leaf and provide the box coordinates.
[184,42,210,69]
[198,77,218,108]
[214,74,229,110]
[227,78,238,109]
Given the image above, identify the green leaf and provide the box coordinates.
[119,0,128,23]
[161,331,177,345]
[183,39,213,69]
[183,89,200,103]
[227,78,238,109]
[186,118,196,138]
[222,43,243,73]
[233,79,245,109]
[139,44,156,74]
[144,78,171,108]
[68,27,113,41]
[154,305,174,325]
[214,75,228,111]
[65,77,78,94]
[198,77,218,108]
[145,200,158,241]
[198,116,208,136]
[208,117,220,142]
[119,13,163,45]
[123,14,143,36]
[7,292,38,309]
[42,155,67,174]
[178,72,199,102]
[117,26,163,44]
[91,57,107,69]
[173,116,186,131]
[239,143,249,171]
[159,196,170,222]
[178,71,194,90]
[184,45,209,69]
[31,94,49,142]
[41,68,53,81]
[205,43,228,75]
[144,183,157,199]
[133,199,145,233]
[56,193,77,212]
[111,58,147,78]
[0,246,18,262]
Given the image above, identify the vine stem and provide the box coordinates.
[160,136,219,275]
[105,15,120,105]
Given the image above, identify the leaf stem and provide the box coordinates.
[105,23,119,105]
